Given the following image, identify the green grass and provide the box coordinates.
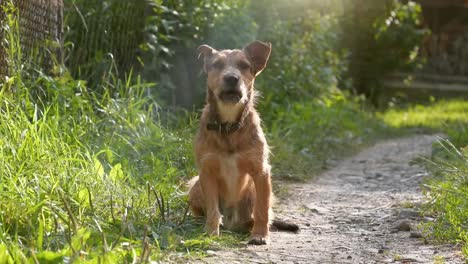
[423,141,467,258]
[0,11,260,259]
[381,99,468,147]
[382,100,467,129]
[0,43,392,263]
[0,68,257,262]
[0,70,201,262]
[0,4,237,260]
[2,42,467,263]
[2,1,467,261]
[264,91,391,181]
[380,99,468,258]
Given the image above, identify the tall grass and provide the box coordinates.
[423,141,468,258]
[266,92,390,181]
[381,99,468,258]
[0,69,203,262]
[0,4,391,261]
[0,4,208,262]
[4,0,466,261]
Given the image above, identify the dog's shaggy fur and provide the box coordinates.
[188,41,296,245]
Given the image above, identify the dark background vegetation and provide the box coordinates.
[0,0,466,262]
[63,0,427,107]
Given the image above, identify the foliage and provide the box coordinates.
[64,0,147,84]
[143,0,253,68]
[373,1,428,73]
[63,0,429,107]
[249,9,388,180]
[340,0,428,102]
[142,0,255,106]
[267,92,390,180]
[257,11,346,105]
[0,67,204,262]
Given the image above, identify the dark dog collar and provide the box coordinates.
[206,121,241,134]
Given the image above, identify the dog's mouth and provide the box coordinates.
[219,91,243,103]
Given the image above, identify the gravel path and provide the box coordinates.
[199,135,464,264]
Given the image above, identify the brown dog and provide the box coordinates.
[187,41,297,245]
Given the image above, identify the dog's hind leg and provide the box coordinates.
[187,176,205,217]
[237,185,256,232]
[222,185,255,233]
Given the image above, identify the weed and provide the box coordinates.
[382,99,468,258]
[266,92,391,180]
[422,140,468,258]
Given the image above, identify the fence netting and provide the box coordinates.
[0,0,63,77]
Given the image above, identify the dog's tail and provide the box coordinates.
[270,219,300,233]
[186,176,199,193]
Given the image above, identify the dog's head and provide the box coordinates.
[198,41,271,105]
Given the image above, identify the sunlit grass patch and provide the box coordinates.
[380,99,468,148]
[265,92,391,181]
[381,99,468,131]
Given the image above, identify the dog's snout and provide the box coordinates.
[223,74,239,87]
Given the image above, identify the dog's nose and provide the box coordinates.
[223,74,239,87]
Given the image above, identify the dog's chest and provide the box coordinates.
[219,154,239,186]
[218,154,248,202]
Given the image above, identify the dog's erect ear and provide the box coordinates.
[243,41,272,76]
[197,44,216,73]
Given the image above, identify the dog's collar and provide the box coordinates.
[206,121,242,134]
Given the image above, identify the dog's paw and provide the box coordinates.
[248,235,269,245]
[205,225,220,236]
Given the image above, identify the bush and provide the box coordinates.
[64,0,147,84]
[267,92,388,180]
[142,0,255,107]
[340,0,428,102]
[257,11,345,106]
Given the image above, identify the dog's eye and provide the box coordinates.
[238,61,250,70]
[212,61,225,70]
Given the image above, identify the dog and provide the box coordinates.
[187,40,298,245]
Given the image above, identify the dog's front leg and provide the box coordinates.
[199,171,221,236]
[249,166,272,245]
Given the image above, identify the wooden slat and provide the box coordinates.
[384,73,468,92]
[419,0,468,8]
[387,73,468,84]
[384,79,468,92]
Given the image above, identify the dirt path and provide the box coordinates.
[202,135,464,263]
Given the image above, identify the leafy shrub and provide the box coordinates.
[247,10,386,180]
[257,11,345,107]
[142,0,255,107]
[373,1,428,73]
[64,0,147,84]
[267,92,388,180]
[340,0,428,102]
